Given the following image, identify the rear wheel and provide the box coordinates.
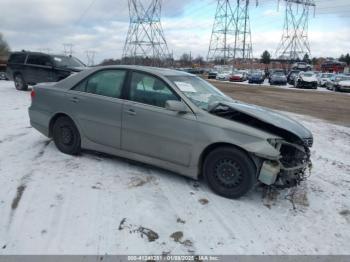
[52,117,81,155]
[203,147,256,199]
[14,74,28,91]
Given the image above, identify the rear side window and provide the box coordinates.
[72,70,127,99]
[27,55,52,66]
[9,53,27,64]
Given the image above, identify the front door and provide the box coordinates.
[121,71,197,166]
[67,69,127,149]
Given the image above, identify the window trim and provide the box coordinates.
[125,70,181,109]
[26,54,53,67]
[70,69,129,100]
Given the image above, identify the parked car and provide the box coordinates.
[269,72,287,85]
[294,72,318,89]
[216,71,231,81]
[208,70,218,79]
[248,71,264,84]
[0,71,7,80]
[326,75,350,92]
[287,70,300,85]
[291,62,312,71]
[317,73,334,87]
[229,71,247,82]
[29,66,313,199]
[6,51,86,91]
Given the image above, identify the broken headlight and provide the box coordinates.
[267,138,284,149]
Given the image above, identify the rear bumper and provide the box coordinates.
[28,107,50,137]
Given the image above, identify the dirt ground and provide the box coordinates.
[210,80,350,127]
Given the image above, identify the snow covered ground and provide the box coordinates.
[0,80,349,255]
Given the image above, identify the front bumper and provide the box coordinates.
[258,140,312,188]
[299,81,318,88]
[339,85,350,92]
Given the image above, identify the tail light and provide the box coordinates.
[31,90,36,99]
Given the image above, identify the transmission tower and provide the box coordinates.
[207,0,256,64]
[122,0,170,66]
[63,43,74,56]
[86,51,96,66]
[275,0,316,61]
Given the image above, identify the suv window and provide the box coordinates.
[129,72,179,108]
[9,53,27,64]
[27,55,52,66]
[73,70,126,99]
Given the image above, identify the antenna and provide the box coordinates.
[275,0,316,61]
[122,0,170,66]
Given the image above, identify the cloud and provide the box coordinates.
[0,0,349,64]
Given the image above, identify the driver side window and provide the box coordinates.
[129,72,179,108]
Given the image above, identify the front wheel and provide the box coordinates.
[203,147,256,199]
[53,117,81,155]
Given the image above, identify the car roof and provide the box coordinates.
[10,51,75,58]
[90,65,194,77]
[55,65,195,90]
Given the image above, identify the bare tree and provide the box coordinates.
[0,33,10,57]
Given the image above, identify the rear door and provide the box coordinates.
[121,71,197,166]
[67,69,127,149]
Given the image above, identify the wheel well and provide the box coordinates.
[49,113,73,138]
[198,143,255,178]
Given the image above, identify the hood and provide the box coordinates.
[338,80,350,87]
[301,76,317,82]
[209,101,313,144]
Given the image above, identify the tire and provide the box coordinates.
[203,147,256,199]
[14,74,28,91]
[52,117,81,155]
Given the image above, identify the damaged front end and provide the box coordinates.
[209,102,313,189]
[260,139,312,188]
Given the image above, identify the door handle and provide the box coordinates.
[70,97,79,103]
[125,109,136,116]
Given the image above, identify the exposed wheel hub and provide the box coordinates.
[60,126,73,145]
[214,159,243,188]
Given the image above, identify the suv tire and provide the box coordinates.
[14,74,28,91]
[203,147,256,199]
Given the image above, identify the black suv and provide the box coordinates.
[6,51,86,90]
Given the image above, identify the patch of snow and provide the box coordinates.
[0,80,349,255]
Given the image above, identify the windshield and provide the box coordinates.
[52,55,85,68]
[167,76,232,111]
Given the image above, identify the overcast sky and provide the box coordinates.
[1,0,350,64]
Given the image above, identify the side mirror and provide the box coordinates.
[165,100,190,114]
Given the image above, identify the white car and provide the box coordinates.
[294,72,318,89]
[216,71,232,81]
[317,73,334,87]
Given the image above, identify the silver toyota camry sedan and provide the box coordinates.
[29,66,313,198]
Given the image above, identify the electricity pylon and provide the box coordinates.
[122,0,170,66]
[275,0,316,61]
[63,43,74,56]
[207,0,256,64]
[86,51,96,66]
